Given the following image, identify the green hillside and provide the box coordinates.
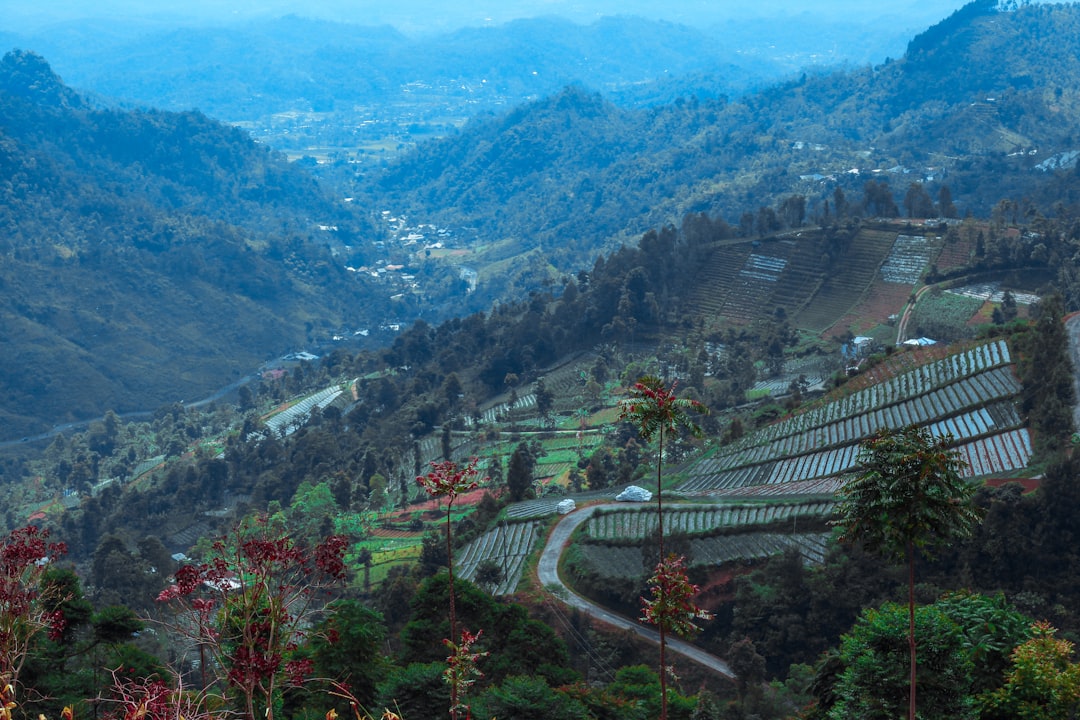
[0,50,389,437]
[344,1,1080,312]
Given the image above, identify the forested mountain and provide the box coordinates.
[348,1,1080,304]
[0,50,387,438]
[8,5,1080,719]
[10,2,1080,435]
[6,15,778,121]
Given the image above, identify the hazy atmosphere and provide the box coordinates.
[7,0,1080,718]
[9,0,969,33]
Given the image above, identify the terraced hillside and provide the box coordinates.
[678,338,1030,497]
[457,520,542,595]
[584,502,834,541]
[571,501,836,580]
[681,225,946,334]
[794,227,901,331]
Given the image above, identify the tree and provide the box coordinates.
[507,444,534,502]
[474,560,503,593]
[619,377,708,561]
[619,377,708,720]
[474,675,591,720]
[415,458,485,719]
[309,600,388,711]
[903,182,935,218]
[938,185,958,218]
[978,621,1080,719]
[155,518,348,720]
[834,425,981,720]
[828,602,973,720]
[0,526,67,692]
[534,377,555,427]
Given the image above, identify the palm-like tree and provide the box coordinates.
[416,458,483,720]
[834,425,981,720]
[619,376,708,558]
[619,376,708,720]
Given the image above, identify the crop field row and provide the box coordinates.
[712,475,847,498]
[723,340,1012,452]
[577,544,647,579]
[740,253,788,281]
[680,426,1033,495]
[586,502,835,540]
[504,497,567,519]
[690,532,832,566]
[679,445,860,493]
[691,377,1019,484]
[958,428,1032,476]
[577,531,833,580]
[457,521,541,595]
[926,402,1021,441]
[795,228,899,331]
[880,235,937,284]
[470,392,538,425]
[263,385,345,436]
[536,461,573,480]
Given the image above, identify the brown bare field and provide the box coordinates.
[824,280,913,339]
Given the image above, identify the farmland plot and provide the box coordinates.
[678,339,1027,494]
[880,235,940,284]
[683,423,1032,495]
[585,502,835,541]
[577,544,648,580]
[262,385,346,437]
[457,520,541,595]
[700,339,1011,455]
[575,531,833,580]
[691,532,832,566]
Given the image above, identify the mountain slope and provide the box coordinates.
[350,1,1080,304]
[9,15,775,122]
[0,51,385,438]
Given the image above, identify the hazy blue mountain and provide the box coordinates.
[345,1,1080,309]
[5,15,757,120]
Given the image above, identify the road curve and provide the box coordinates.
[537,504,734,680]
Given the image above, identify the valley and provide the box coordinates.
[4,1,1080,718]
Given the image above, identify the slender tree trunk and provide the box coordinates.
[657,426,665,559]
[447,500,458,720]
[657,426,667,720]
[908,541,916,720]
[659,623,668,720]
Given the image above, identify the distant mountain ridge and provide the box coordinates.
[4,14,773,121]
[8,2,1080,437]
[354,0,1080,295]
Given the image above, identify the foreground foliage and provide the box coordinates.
[834,425,981,720]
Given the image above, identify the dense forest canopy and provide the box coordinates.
[0,50,392,437]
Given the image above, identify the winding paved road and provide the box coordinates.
[537,504,734,679]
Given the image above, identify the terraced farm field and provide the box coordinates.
[585,502,835,541]
[795,227,899,331]
[456,520,542,595]
[577,531,833,580]
[679,338,1031,495]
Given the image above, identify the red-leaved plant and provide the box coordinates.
[155,516,347,720]
[641,554,713,720]
[619,377,708,720]
[0,526,67,692]
[99,669,223,720]
[416,459,486,720]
